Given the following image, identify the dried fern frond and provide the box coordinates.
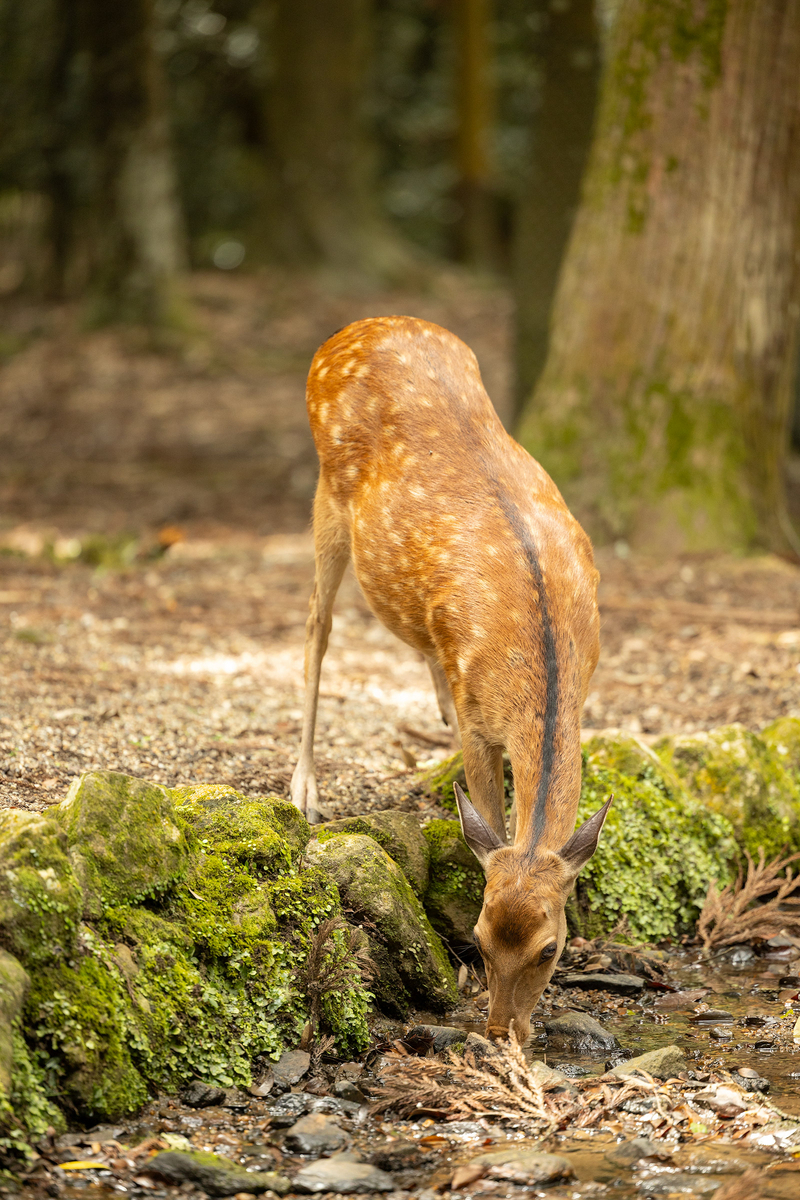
[371,1031,555,1127]
[294,916,375,1046]
[698,847,800,951]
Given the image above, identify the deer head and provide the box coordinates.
[455,781,612,1043]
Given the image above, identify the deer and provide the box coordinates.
[290,315,611,1043]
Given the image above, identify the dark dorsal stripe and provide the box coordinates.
[494,490,559,851]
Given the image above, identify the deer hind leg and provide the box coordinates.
[290,482,350,824]
[460,730,507,844]
[426,658,461,746]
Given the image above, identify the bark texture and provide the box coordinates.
[518,0,800,554]
[512,0,599,418]
[261,0,410,280]
[453,0,496,267]
[80,0,186,323]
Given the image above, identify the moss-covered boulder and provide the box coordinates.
[305,834,458,1011]
[422,819,483,945]
[2,772,377,1146]
[657,724,800,860]
[573,733,738,941]
[0,952,28,1105]
[0,810,82,964]
[56,772,192,917]
[761,717,800,781]
[316,810,430,896]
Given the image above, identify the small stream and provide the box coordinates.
[30,946,800,1200]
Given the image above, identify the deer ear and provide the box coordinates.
[454,781,505,869]
[558,794,613,875]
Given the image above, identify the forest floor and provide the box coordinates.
[2,268,800,814]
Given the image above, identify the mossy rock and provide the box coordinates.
[422,819,483,945]
[305,834,458,1011]
[658,724,800,860]
[171,785,309,873]
[2,770,376,1144]
[0,951,28,1104]
[0,809,82,965]
[761,717,800,780]
[572,733,738,941]
[316,810,430,897]
[56,772,193,917]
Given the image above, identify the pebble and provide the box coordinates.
[407,1024,468,1054]
[638,1172,721,1194]
[606,1138,669,1167]
[611,1044,687,1080]
[710,1025,733,1040]
[561,972,645,995]
[369,1141,434,1171]
[292,1156,395,1193]
[181,1079,227,1108]
[264,1093,314,1127]
[283,1113,347,1155]
[545,1011,620,1052]
[147,1150,291,1196]
[472,1148,574,1185]
[272,1049,311,1087]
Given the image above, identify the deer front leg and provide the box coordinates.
[290,495,349,824]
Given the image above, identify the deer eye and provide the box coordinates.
[540,941,558,963]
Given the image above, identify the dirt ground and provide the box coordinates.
[2,530,800,817]
[1,270,800,815]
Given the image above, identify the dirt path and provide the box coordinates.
[2,529,800,816]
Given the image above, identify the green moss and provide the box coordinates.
[56,772,193,916]
[0,1027,64,1155]
[0,811,82,966]
[573,734,738,941]
[171,786,309,872]
[316,810,430,898]
[761,717,800,780]
[422,820,484,945]
[26,952,147,1121]
[658,724,800,860]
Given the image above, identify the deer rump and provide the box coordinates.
[295,315,610,1041]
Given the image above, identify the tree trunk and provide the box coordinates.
[453,0,496,268]
[511,0,599,419]
[518,0,800,556]
[261,0,410,280]
[80,0,186,323]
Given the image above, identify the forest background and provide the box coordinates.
[1,0,800,558]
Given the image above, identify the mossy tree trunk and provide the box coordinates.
[518,0,800,555]
[259,0,410,281]
[79,0,186,324]
[511,0,599,419]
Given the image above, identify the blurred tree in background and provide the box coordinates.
[0,0,798,551]
[519,0,800,556]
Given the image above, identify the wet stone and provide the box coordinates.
[690,1009,734,1024]
[639,1172,721,1195]
[561,972,645,995]
[283,1113,347,1155]
[407,1024,467,1054]
[710,1026,734,1040]
[612,1044,687,1080]
[264,1092,313,1127]
[369,1141,434,1172]
[731,1069,769,1093]
[147,1150,291,1196]
[605,1139,669,1167]
[545,1011,620,1052]
[181,1079,227,1108]
[333,1078,367,1103]
[528,1060,579,1095]
[744,1011,768,1026]
[293,1156,395,1193]
[472,1148,574,1185]
[273,1048,310,1087]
